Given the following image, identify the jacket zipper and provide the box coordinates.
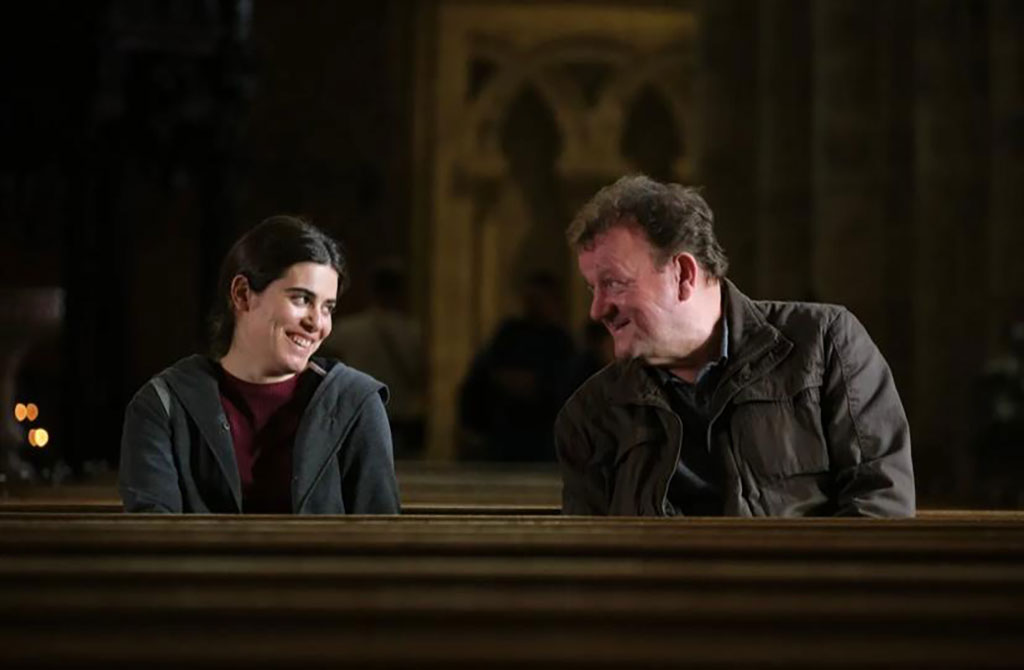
[292,364,345,513]
[297,429,350,512]
[659,409,684,516]
[656,360,767,517]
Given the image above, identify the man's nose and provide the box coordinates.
[589,290,608,322]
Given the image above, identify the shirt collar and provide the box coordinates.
[651,314,729,388]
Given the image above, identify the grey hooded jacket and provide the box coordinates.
[556,280,915,517]
[119,355,400,514]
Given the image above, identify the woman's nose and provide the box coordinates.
[302,307,322,332]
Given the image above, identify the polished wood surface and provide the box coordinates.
[1,512,1023,667]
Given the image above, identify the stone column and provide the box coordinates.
[811,0,891,325]
[912,0,991,491]
[988,1,1024,342]
[755,0,812,300]
[695,0,759,291]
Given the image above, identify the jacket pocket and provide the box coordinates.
[613,422,663,465]
[728,384,828,480]
[611,412,674,516]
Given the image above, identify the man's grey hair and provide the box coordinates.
[567,175,729,278]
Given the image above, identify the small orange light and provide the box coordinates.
[14,404,27,422]
[28,428,49,448]
[25,403,38,422]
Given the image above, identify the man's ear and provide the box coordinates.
[674,253,699,301]
[228,274,253,314]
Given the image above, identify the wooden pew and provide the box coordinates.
[1,513,1022,667]
[0,461,564,513]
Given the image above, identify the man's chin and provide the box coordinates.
[613,342,647,361]
[619,346,671,366]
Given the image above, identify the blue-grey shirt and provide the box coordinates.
[650,316,729,516]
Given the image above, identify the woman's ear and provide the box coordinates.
[228,274,252,313]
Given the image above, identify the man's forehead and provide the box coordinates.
[579,224,655,261]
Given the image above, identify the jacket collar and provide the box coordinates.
[709,279,793,416]
[607,279,793,408]
[162,355,349,514]
[163,355,243,512]
[290,361,348,512]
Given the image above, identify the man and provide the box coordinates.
[555,175,915,516]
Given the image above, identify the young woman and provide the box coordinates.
[119,216,400,513]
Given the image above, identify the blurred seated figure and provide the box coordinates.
[119,216,400,514]
[459,272,575,462]
[322,261,425,458]
[559,320,615,404]
[974,320,1024,508]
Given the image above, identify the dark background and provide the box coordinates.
[2,0,1022,507]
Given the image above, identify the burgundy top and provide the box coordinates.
[217,366,317,513]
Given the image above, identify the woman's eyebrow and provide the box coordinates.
[286,287,337,303]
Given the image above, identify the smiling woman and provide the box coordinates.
[118,216,401,514]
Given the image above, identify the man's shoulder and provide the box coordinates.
[751,299,849,345]
[742,298,886,379]
[561,359,638,415]
[753,298,845,326]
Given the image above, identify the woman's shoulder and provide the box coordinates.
[310,357,389,405]
[129,355,218,408]
[149,354,218,388]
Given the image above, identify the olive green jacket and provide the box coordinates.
[555,280,915,517]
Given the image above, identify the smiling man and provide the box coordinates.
[556,175,915,517]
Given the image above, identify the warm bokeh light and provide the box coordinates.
[28,428,49,448]
[14,403,27,422]
[25,403,39,421]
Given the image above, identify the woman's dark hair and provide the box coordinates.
[208,215,348,357]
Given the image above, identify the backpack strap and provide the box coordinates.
[150,376,172,419]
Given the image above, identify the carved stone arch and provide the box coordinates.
[462,46,598,177]
[424,2,697,459]
[467,74,580,174]
[591,47,695,181]
[533,38,639,177]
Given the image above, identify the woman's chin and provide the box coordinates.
[266,354,308,378]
